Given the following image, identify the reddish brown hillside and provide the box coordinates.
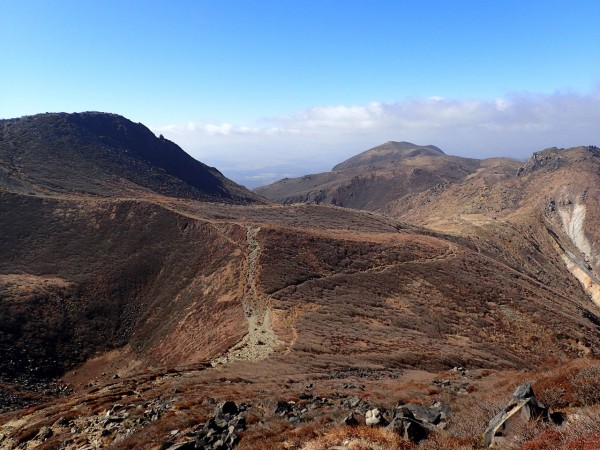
[382,146,600,325]
[2,119,600,449]
[255,154,485,210]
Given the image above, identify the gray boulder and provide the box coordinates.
[387,407,430,442]
[342,412,361,426]
[483,383,548,447]
[402,404,441,425]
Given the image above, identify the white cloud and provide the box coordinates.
[153,122,261,136]
[205,123,233,135]
[150,88,600,188]
[285,101,386,129]
[282,89,600,135]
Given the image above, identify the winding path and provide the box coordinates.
[211,226,281,365]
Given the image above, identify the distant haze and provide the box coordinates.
[2,2,600,188]
[153,88,600,188]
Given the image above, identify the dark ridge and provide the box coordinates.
[0,112,265,204]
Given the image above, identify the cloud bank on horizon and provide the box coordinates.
[3,1,599,190]
[153,87,600,188]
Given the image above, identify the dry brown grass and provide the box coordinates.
[237,418,313,450]
[533,364,579,408]
[442,397,503,448]
[559,406,600,447]
[518,406,600,450]
[109,413,200,450]
[532,360,600,409]
[4,138,600,450]
[563,433,600,450]
[419,431,479,450]
[301,426,412,450]
[521,429,563,450]
[536,385,567,410]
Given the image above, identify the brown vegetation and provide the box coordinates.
[2,117,600,448]
[301,426,412,450]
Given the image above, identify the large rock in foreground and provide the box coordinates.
[484,383,549,447]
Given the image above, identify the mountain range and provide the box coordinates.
[0,112,599,449]
[254,140,518,211]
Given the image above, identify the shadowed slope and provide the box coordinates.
[0,112,265,204]
[0,194,249,382]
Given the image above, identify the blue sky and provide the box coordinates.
[2,1,600,187]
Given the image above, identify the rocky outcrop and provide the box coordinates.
[483,383,549,447]
[386,407,430,442]
[397,402,450,427]
[519,146,600,176]
[362,401,449,443]
[164,401,249,450]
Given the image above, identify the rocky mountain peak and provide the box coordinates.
[518,145,600,176]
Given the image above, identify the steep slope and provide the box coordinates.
[0,195,250,376]
[255,140,488,210]
[253,145,600,374]
[0,113,266,411]
[0,112,265,204]
[6,196,598,379]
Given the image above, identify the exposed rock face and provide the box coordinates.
[362,401,446,442]
[397,402,450,426]
[484,383,549,447]
[520,146,600,176]
[341,412,361,426]
[554,199,600,308]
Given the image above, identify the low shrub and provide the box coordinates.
[560,406,600,447]
[536,385,567,410]
[570,365,600,406]
[521,429,562,450]
[301,426,412,450]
